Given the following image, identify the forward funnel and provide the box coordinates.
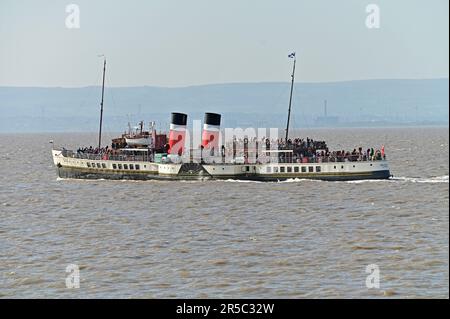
[168,112,187,156]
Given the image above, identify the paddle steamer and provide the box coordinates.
[52,55,391,181]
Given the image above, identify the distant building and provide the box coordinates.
[314,100,339,126]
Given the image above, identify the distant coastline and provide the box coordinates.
[0,78,448,133]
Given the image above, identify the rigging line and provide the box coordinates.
[77,67,101,124]
[290,103,297,136]
[274,85,291,111]
[103,67,120,137]
[270,84,291,133]
[291,84,304,134]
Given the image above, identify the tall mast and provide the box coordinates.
[285,53,296,142]
[98,57,106,149]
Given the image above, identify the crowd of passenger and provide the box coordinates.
[222,136,386,164]
[72,136,386,164]
[74,145,155,162]
[277,138,385,163]
[75,146,116,160]
[77,146,110,155]
[279,146,386,164]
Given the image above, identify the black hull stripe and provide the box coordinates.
[56,166,390,182]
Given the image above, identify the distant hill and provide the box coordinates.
[0,79,448,132]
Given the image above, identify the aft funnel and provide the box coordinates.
[202,112,221,156]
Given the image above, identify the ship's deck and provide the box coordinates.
[52,148,390,181]
[56,148,386,165]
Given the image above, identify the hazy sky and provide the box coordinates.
[0,0,448,87]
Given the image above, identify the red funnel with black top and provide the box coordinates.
[168,112,187,156]
[202,113,221,156]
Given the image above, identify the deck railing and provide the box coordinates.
[62,151,153,162]
[60,149,386,164]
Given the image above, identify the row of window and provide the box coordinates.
[87,162,140,170]
[113,163,140,170]
[266,166,322,173]
[87,162,107,169]
[264,164,371,173]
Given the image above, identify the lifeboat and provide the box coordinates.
[125,135,152,146]
[124,121,153,146]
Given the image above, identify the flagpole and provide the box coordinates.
[285,53,296,142]
[98,57,106,149]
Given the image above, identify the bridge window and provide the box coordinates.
[129,164,134,170]
[316,166,321,172]
[266,167,272,173]
[287,167,292,173]
[308,166,314,173]
[294,166,299,173]
[135,164,140,170]
[280,167,285,173]
[112,164,117,169]
[301,167,306,173]
[273,167,279,173]
[101,163,106,169]
[118,164,122,170]
[87,162,91,168]
[124,164,128,170]
[96,163,101,168]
